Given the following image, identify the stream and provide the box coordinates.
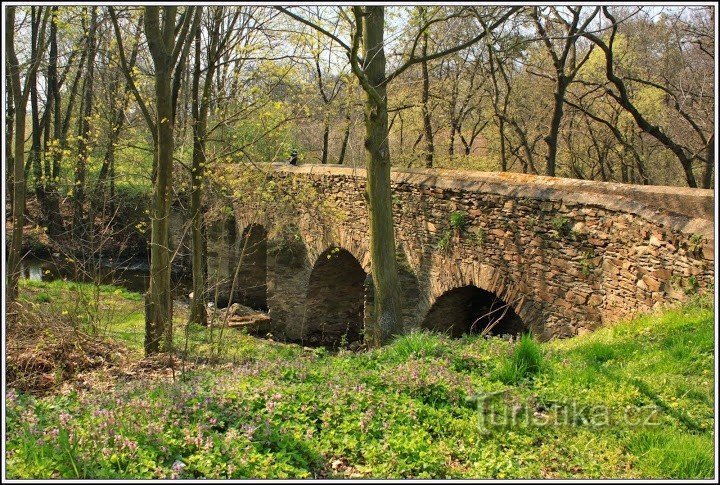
[19,256,192,298]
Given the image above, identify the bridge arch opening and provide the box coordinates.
[235,224,268,310]
[304,246,366,348]
[422,285,526,338]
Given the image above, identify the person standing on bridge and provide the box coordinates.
[288,149,298,166]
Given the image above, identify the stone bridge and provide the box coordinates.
[195,163,714,348]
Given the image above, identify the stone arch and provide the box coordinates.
[302,229,371,275]
[303,246,367,348]
[235,223,268,310]
[420,260,543,338]
[421,285,526,338]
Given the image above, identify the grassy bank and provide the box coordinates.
[5,280,716,479]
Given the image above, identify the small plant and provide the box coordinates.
[685,275,700,295]
[669,274,701,295]
[688,234,703,255]
[550,216,572,238]
[388,330,446,361]
[580,249,596,276]
[35,292,52,303]
[449,211,469,232]
[436,230,452,252]
[474,227,486,247]
[339,332,348,350]
[326,246,341,260]
[493,333,544,384]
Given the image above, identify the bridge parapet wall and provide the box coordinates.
[207,163,714,342]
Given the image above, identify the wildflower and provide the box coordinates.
[6,389,17,406]
[59,412,72,426]
[240,423,257,440]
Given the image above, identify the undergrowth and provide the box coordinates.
[5,281,715,479]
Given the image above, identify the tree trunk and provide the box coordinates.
[544,77,567,177]
[42,6,64,236]
[29,8,46,214]
[74,7,97,232]
[6,55,15,219]
[144,7,176,354]
[448,122,457,160]
[701,133,714,189]
[189,18,209,326]
[361,6,403,345]
[420,7,434,168]
[6,7,27,300]
[146,60,174,354]
[584,11,698,187]
[498,118,507,171]
[337,110,351,165]
[321,122,330,164]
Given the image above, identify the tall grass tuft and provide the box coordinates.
[493,333,544,384]
[387,330,447,361]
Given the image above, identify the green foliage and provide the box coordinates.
[687,234,703,255]
[436,230,452,252]
[580,250,596,276]
[626,429,714,479]
[669,274,700,296]
[6,281,715,479]
[449,211,469,232]
[550,216,572,238]
[386,330,447,361]
[474,228,486,247]
[493,333,544,384]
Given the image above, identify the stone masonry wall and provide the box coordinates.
[206,163,714,342]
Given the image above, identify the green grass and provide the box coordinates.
[492,333,544,384]
[6,281,716,479]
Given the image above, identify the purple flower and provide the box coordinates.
[59,412,71,427]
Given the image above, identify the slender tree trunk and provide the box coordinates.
[44,6,64,236]
[701,133,714,189]
[544,77,567,177]
[498,118,507,171]
[448,123,457,160]
[74,7,97,232]
[7,7,27,300]
[420,7,434,168]
[189,19,209,326]
[29,8,46,212]
[6,59,15,219]
[321,122,330,164]
[337,110,351,165]
[584,11,698,187]
[361,6,403,345]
